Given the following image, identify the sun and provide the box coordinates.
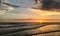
[40,20,43,22]
[39,20,44,23]
[37,20,45,23]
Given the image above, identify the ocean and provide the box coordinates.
[0,22,60,36]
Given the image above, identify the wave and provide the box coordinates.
[0,22,60,36]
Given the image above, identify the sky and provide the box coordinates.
[0,0,60,20]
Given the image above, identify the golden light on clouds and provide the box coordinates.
[0,10,6,14]
[29,8,60,16]
[6,6,14,11]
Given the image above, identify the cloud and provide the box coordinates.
[2,0,9,3]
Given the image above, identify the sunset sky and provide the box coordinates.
[0,0,60,21]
